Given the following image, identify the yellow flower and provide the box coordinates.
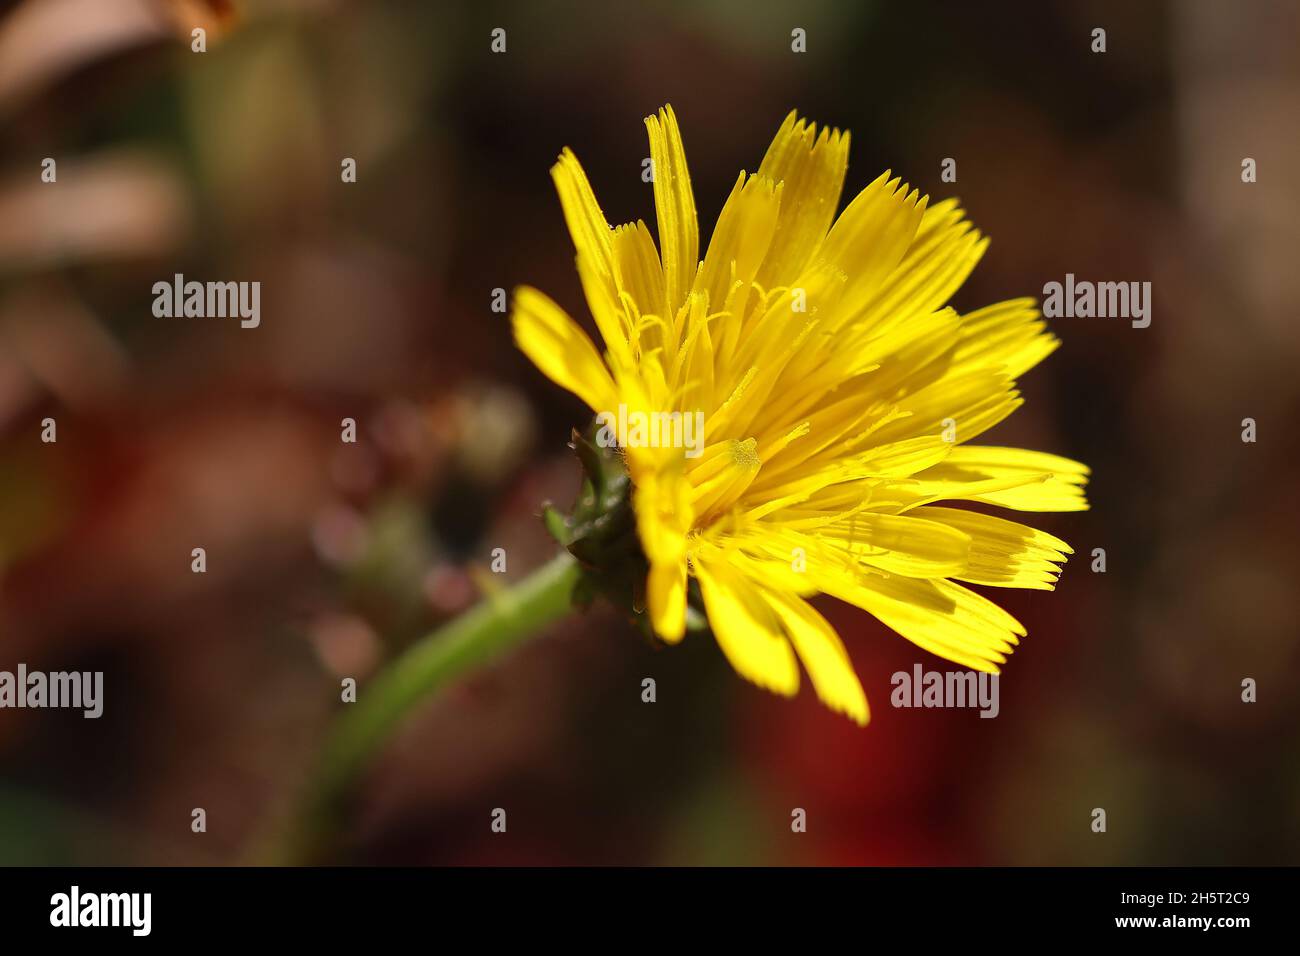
[513,105,1088,725]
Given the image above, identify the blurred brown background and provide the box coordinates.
[1,0,1297,865]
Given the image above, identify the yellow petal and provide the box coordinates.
[845,307,963,390]
[830,511,972,578]
[914,446,1090,512]
[867,372,1023,447]
[853,198,987,337]
[695,555,800,697]
[575,249,634,370]
[913,505,1071,589]
[695,172,781,339]
[826,574,1021,673]
[647,557,687,643]
[672,291,716,413]
[633,463,695,637]
[953,297,1060,380]
[551,149,615,290]
[817,172,926,322]
[752,436,952,503]
[611,220,668,331]
[764,590,869,725]
[754,111,850,289]
[511,286,615,412]
[552,150,638,370]
[645,105,699,317]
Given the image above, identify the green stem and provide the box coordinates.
[275,550,580,864]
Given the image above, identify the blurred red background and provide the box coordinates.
[1,0,1297,864]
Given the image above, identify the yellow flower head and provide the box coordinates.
[513,105,1089,725]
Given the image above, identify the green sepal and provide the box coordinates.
[542,419,710,643]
